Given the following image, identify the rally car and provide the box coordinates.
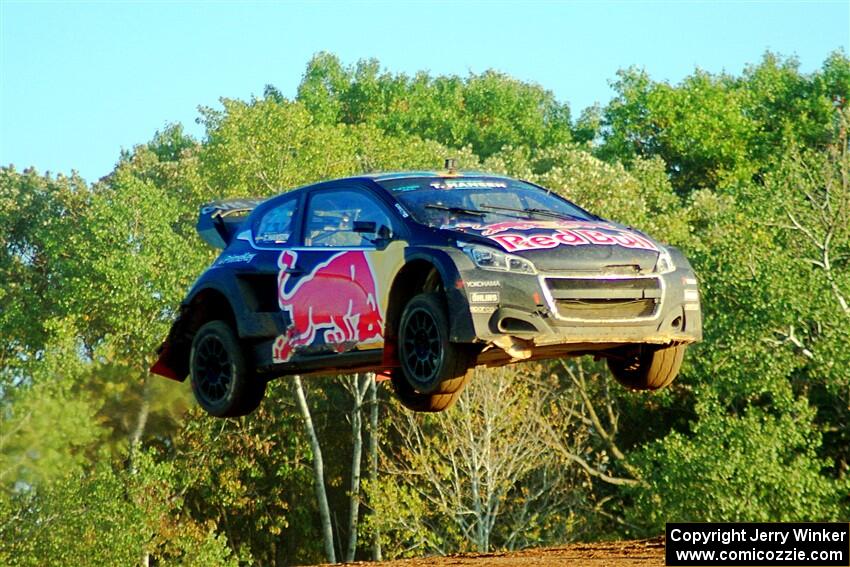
[151,168,702,416]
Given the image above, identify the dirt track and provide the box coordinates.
[345,538,666,566]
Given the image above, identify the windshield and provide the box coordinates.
[378,177,595,228]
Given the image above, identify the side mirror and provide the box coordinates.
[354,221,393,247]
[377,224,392,240]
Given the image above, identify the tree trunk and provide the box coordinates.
[293,375,336,564]
[368,375,382,562]
[344,373,374,562]
[128,375,151,474]
[130,375,151,567]
[344,374,367,562]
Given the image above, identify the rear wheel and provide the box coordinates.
[394,293,475,412]
[190,321,266,417]
[607,344,686,391]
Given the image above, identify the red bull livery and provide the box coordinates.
[151,169,702,417]
[273,250,383,363]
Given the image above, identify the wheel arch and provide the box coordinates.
[385,259,442,343]
[383,250,476,366]
[185,286,239,332]
[151,284,241,381]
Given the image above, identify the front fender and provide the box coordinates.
[404,246,477,343]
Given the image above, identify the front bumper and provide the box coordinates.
[455,260,702,351]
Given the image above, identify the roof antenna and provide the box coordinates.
[444,158,458,173]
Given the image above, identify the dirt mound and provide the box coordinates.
[346,537,665,566]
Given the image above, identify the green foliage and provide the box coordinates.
[625,398,845,532]
[0,168,89,361]
[172,384,321,565]
[0,321,105,490]
[600,51,850,194]
[296,52,573,158]
[1,453,238,567]
[199,95,478,198]
[367,367,596,556]
[602,67,757,192]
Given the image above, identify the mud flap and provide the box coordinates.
[149,341,187,381]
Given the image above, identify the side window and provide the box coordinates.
[255,198,297,244]
[305,189,392,248]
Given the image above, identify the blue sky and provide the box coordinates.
[1,1,848,182]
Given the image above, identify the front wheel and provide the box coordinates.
[190,320,266,417]
[394,293,475,411]
[390,369,473,413]
[607,344,686,391]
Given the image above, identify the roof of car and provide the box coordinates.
[360,170,513,182]
[254,171,519,203]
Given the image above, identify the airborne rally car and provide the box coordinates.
[151,168,702,416]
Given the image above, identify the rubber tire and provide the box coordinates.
[394,293,475,412]
[607,344,686,391]
[391,369,473,413]
[190,321,266,417]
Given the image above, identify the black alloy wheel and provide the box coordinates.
[394,293,475,412]
[190,320,266,417]
[402,306,445,389]
[194,333,233,404]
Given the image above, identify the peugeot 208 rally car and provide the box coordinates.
[151,169,702,416]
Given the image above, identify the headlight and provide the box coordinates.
[654,247,676,274]
[461,244,537,274]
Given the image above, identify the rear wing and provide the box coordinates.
[196,198,265,248]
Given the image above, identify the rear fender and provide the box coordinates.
[149,283,240,381]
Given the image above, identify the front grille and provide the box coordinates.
[544,277,662,321]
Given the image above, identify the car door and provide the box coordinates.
[271,183,406,363]
[235,191,302,319]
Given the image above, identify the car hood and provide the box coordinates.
[442,219,662,273]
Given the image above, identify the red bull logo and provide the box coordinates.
[490,228,658,253]
[453,220,659,252]
[272,250,383,363]
[479,220,557,236]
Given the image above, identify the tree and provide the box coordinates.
[293,375,336,564]
[367,366,580,556]
[0,321,104,492]
[0,167,90,366]
[0,453,237,567]
[625,397,844,532]
[3,49,850,564]
[294,53,573,159]
[172,381,319,566]
[339,373,374,562]
[762,107,850,475]
[599,52,850,194]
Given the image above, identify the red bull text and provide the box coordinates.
[454,220,659,252]
[490,228,658,252]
